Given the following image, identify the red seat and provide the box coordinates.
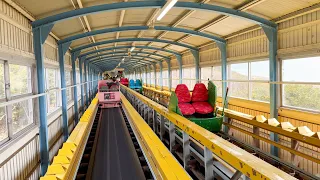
[191,83,213,114]
[175,84,195,116]
[192,102,213,114]
[178,103,195,115]
[192,83,208,102]
[175,84,191,103]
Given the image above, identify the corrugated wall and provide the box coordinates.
[0,0,77,179]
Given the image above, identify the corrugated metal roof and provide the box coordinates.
[12,0,320,69]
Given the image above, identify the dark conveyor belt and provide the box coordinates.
[91,108,145,180]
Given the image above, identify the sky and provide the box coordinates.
[282,57,320,82]
[229,58,320,82]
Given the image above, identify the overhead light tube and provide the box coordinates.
[156,0,178,21]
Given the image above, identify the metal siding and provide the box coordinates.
[0,136,39,180]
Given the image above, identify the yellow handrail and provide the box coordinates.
[40,96,99,180]
[122,84,296,180]
[121,94,190,180]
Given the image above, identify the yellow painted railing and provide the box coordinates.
[122,85,296,180]
[142,86,320,167]
[121,94,190,180]
[40,96,99,180]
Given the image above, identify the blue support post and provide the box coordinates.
[71,51,80,124]
[175,55,183,84]
[87,64,90,102]
[166,60,172,91]
[84,61,89,106]
[88,64,92,102]
[159,62,163,90]
[152,63,157,87]
[143,66,147,86]
[79,57,85,114]
[58,42,72,141]
[191,50,200,83]
[32,23,54,175]
[147,65,150,87]
[262,25,279,157]
[217,43,228,133]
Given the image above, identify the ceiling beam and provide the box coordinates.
[163,0,267,50]
[147,0,210,47]
[70,0,99,52]
[87,51,169,61]
[72,37,198,53]
[90,54,160,63]
[115,0,128,47]
[59,26,225,45]
[33,2,276,29]
[79,45,181,57]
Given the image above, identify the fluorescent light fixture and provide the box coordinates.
[156,0,178,21]
[130,47,135,52]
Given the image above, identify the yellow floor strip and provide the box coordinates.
[121,93,191,180]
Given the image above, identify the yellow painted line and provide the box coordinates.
[122,85,296,180]
[121,93,191,180]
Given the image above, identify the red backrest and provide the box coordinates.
[175,84,191,103]
[192,83,208,102]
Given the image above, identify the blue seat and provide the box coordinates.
[135,79,142,89]
[129,79,136,89]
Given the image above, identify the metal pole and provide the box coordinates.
[71,52,80,124]
[33,24,54,175]
[84,61,89,106]
[79,57,85,114]
[175,55,182,84]
[262,26,279,157]
[191,50,200,83]
[159,62,163,90]
[166,60,172,91]
[217,43,228,133]
[58,42,71,141]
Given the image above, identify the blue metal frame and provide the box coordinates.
[58,42,71,141]
[262,26,279,156]
[58,26,225,45]
[32,1,276,29]
[31,0,280,159]
[33,24,53,176]
[71,37,198,53]
[159,62,163,90]
[88,63,92,102]
[86,50,169,61]
[166,60,172,91]
[175,55,183,84]
[92,58,152,65]
[84,61,89,106]
[96,61,146,68]
[152,63,157,87]
[79,57,85,113]
[79,45,181,58]
[90,54,161,64]
[95,60,148,67]
[71,52,80,124]
[190,50,200,83]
